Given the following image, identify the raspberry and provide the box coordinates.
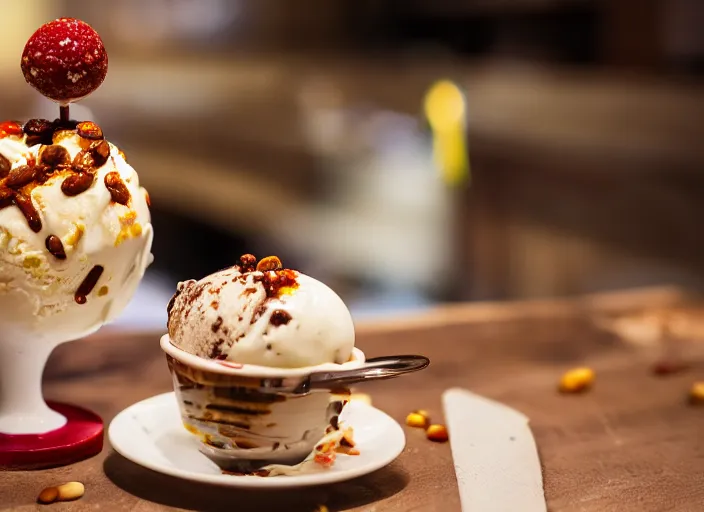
[21,18,108,103]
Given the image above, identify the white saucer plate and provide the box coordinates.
[108,392,405,489]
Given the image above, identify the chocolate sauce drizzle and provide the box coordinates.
[75,265,104,304]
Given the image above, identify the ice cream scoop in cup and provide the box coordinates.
[163,255,429,472]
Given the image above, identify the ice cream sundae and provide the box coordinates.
[0,17,152,440]
[0,18,152,343]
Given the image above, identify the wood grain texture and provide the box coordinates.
[1,287,703,511]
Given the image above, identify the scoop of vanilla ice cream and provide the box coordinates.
[0,129,153,343]
[167,263,355,368]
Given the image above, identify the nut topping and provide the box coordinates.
[76,121,104,140]
[39,144,70,167]
[23,118,54,146]
[5,164,36,188]
[0,117,112,236]
[238,254,257,272]
[23,118,53,135]
[0,154,10,178]
[0,188,13,207]
[263,268,298,297]
[71,148,95,173]
[231,255,299,297]
[89,139,110,168]
[257,256,282,272]
[33,163,56,184]
[61,171,94,196]
[104,171,130,205]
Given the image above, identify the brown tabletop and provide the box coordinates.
[2,286,703,511]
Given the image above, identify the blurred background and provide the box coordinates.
[1,0,703,329]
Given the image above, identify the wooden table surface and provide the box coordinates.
[2,286,703,511]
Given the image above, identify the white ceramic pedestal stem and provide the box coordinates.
[0,338,66,434]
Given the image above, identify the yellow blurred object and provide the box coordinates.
[424,80,470,187]
[558,367,595,394]
[689,382,704,405]
[405,412,429,428]
[426,424,449,442]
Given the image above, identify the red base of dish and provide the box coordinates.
[0,402,103,470]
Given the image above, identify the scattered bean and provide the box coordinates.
[426,424,449,443]
[37,481,84,504]
[688,382,704,405]
[559,367,595,394]
[406,411,429,429]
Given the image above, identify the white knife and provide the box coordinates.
[442,388,547,512]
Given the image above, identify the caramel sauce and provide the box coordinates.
[262,268,298,298]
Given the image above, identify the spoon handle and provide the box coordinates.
[309,355,430,389]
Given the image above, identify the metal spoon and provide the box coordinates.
[271,355,430,395]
